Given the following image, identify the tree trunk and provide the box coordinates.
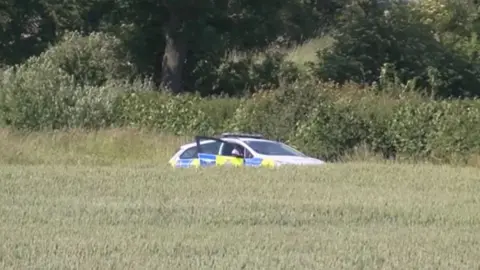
[158,12,187,93]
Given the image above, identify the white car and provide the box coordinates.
[168,133,325,168]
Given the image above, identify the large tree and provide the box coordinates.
[111,0,326,93]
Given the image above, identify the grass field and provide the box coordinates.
[1,129,480,269]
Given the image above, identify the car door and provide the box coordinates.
[172,140,222,168]
[218,141,263,167]
[227,143,274,168]
[196,137,275,168]
[195,136,244,167]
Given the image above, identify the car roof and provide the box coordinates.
[178,137,272,149]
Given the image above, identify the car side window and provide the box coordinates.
[179,146,198,159]
[200,141,222,155]
[220,143,234,156]
[221,142,253,158]
[179,141,222,159]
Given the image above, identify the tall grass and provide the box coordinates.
[0,128,478,168]
[1,162,480,268]
[0,128,188,165]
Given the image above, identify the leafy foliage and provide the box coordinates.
[0,31,133,130]
[311,0,480,98]
[42,31,136,87]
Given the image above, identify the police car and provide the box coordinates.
[168,133,326,168]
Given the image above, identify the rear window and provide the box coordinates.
[178,141,222,159]
[179,146,198,159]
[244,140,306,157]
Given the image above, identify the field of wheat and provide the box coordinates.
[1,129,480,269]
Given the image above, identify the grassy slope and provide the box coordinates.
[225,35,334,68]
[284,36,334,67]
[1,129,480,268]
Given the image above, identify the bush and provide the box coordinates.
[0,58,128,130]
[292,100,370,160]
[226,80,323,141]
[227,90,282,137]
[0,31,136,130]
[386,101,443,160]
[32,31,136,87]
[426,100,480,164]
[114,90,234,135]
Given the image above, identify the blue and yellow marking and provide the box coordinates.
[171,154,275,168]
[170,158,200,168]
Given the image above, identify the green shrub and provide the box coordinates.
[33,31,135,87]
[292,100,370,161]
[195,96,241,132]
[426,100,480,164]
[227,90,281,137]
[0,31,137,130]
[0,57,124,130]
[115,91,222,135]
[227,81,333,142]
[386,101,443,160]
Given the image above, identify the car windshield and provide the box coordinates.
[244,140,307,157]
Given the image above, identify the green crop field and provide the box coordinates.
[1,129,480,269]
